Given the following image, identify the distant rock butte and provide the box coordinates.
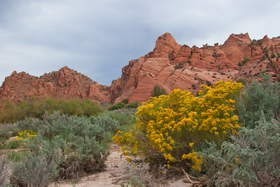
[1,33,280,103]
[0,66,111,103]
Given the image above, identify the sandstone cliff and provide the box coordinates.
[110,33,280,103]
[0,66,110,103]
[1,33,280,103]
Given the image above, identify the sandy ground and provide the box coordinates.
[49,145,192,187]
[49,145,128,187]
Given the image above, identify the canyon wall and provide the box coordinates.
[1,33,279,103]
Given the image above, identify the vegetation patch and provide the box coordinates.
[201,119,280,186]
[4,112,124,186]
[238,57,250,66]
[174,61,191,69]
[151,85,167,97]
[108,99,140,111]
[237,78,280,128]
[1,78,280,186]
[0,97,103,124]
[113,81,243,171]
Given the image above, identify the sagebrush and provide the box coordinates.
[237,79,280,128]
[201,118,280,186]
[9,112,121,186]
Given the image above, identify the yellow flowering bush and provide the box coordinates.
[15,130,37,141]
[113,81,243,171]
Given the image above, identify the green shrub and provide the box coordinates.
[151,85,166,97]
[238,58,250,66]
[13,112,120,179]
[108,102,126,110]
[0,157,8,186]
[122,176,146,187]
[237,79,280,128]
[90,114,121,134]
[174,61,191,69]
[2,140,21,149]
[122,99,129,104]
[174,62,185,69]
[7,151,30,162]
[0,124,21,151]
[0,98,103,124]
[0,124,19,142]
[103,112,136,131]
[108,101,140,111]
[201,118,280,186]
[10,153,59,187]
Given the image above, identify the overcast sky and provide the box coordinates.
[0,0,279,85]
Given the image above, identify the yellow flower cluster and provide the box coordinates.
[15,130,37,141]
[113,131,139,155]
[182,151,203,171]
[113,81,243,171]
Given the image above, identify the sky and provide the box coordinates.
[0,0,279,85]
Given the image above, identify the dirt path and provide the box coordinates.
[50,145,128,187]
[50,145,192,187]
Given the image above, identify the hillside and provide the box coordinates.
[110,33,280,103]
[1,33,280,103]
[0,66,111,103]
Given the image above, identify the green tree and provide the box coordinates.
[151,85,166,97]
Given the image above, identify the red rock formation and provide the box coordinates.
[0,66,110,103]
[110,33,280,103]
[1,33,280,104]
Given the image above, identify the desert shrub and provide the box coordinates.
[109,102,127,110]
[0,98,103,124]
[11,112,120,180]
[102,112,136,130]
[237,79,280,128]
[151,85,166,97]
[109,101,140,111]
[174,63,184,69]
[200,118,280,186]
[121,160,162,187]
[2,140,21,149]
[113,81,243,171]
[7,151,30,162]
[122,99,129,104]
[0,125,17,146]
[0,129,37,149]
[238,58,250,66]
[174,61,191,69]
[0,124,19,143]
[122,176,146,187]
[90,114,121,134]
[0,157,9,186]
[10,153,59,187]
[15,130,37,141]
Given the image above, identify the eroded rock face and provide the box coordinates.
[110,32,280,103]
[0,67,111,103]
[1,33,280,103]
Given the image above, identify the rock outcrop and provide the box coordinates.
[110,33,280,103]
[1,33,280,103]
[0,66,111,103]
